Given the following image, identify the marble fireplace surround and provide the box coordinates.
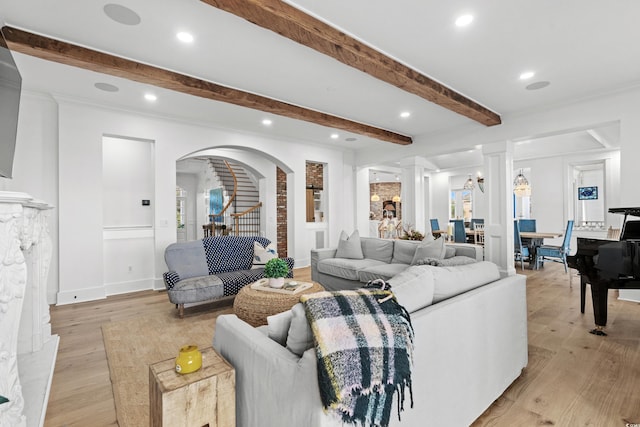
[0,191,58,427]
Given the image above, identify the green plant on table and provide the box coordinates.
[263,258,289,278]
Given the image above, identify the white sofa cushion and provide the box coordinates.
[387,265,436,313]
[431,261,500,303]
[317,258,386,281]
[358,263,410,283]
[360,237,394,263]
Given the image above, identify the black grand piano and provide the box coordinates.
[567,207,640,335]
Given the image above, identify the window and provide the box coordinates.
[450,189,473,221]
[176,186,187,229]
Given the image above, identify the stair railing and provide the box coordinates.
[231,202,262,236]
[205,160,238,237]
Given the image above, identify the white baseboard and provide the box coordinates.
[57,286,106,305]
[105,278,155,296]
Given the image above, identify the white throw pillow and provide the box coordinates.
[286,303,314,356]
[388,265,436,313]
[335,230,364,260]
[411,237,446,265]
[267,310,293,346]
[251,241,278,269]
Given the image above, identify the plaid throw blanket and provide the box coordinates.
[300,289,414,427]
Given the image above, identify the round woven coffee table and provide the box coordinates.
[233,281,324,327]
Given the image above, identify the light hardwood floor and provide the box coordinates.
[43,263,640,426]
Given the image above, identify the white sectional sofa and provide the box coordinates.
[213,258,528,426]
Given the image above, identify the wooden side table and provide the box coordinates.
[149,346,235,427]
[233,281,324,326]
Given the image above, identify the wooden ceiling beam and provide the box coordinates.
[202,0,501,127]
[1,26,412,145]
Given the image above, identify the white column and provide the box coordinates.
[483,142,516,276]
[399,157,429,234]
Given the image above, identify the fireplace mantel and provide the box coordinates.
[0,191,58,427]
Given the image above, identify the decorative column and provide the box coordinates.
[399,157,431,234]
[483,142,516,277]
[0,192,54,427]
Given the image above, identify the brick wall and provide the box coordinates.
[306,161,324,189]
[276,166,287,257]
[369,182,402,220]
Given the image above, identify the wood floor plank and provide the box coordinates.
[43,264,640,426]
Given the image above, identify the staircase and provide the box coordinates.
[207,159,261,236]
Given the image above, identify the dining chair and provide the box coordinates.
[514,220,530,271]
[535,220,575,272]
[452,219,466,243]
[470,218,484,230]
[430,219,441,238]
[606,226,621,240]
[474,223,485,246]
[518,219,537,232]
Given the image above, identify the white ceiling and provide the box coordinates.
[1,0,635,168]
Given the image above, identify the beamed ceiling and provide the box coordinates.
[1,0,637,165]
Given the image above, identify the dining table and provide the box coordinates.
[437,228,563,269]
[519,231,563,268]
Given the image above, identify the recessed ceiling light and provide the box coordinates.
[176,32,194,43]
[455,14,474,27]
[103,4,141,26]
[144,93,157,102]
[94,82,119,92]
[526,81,551,91]
[400,111,411,118]
[262,119,272,126]
[330,133,339,139]
[519,71,535,80]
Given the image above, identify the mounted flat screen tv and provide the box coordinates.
[0,29,22,179]
[578,186,598,200]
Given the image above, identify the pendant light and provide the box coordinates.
[463,174,475,190]
[370,173,380,201]
[513,169,531,197]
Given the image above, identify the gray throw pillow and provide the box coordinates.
[335,230,364,259]
[444,246,456,259]
[286,303,314,356]
[411,237,446,265]
[267,309,293,346]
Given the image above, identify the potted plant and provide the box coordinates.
[263,258,289,288]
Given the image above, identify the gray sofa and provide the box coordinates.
[311,236,483,291]
[213,260,528,426]
[162,235,294,317]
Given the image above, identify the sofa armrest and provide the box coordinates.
[310,248,338,282]
[445,243,484,261]
[162,271,181,290]
[213,315,331,427]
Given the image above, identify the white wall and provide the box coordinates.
[0,92,59,303]
[7,95,354,305]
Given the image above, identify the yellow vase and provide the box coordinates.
[175,345,202,374]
